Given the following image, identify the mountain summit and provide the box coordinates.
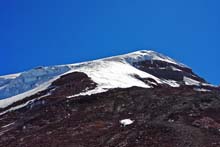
[0,50,215,101]
[0,50,220,147]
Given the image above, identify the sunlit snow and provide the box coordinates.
[120,119,134,126]
[0,50,212,110]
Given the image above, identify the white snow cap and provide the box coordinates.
[0,50,209,109]
[102,50,187,68]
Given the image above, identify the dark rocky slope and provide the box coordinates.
[0,72,220,147]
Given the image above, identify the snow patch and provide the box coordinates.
[194,88,211,92]
[120,119,134,126]
[1,122,15,128]
[170,66,182,71]
[162,80,180,87]
[201,83,217,87]
[184,77,200,86]
[67,87,107,98]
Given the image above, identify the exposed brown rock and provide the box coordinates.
[0,84,220,147]
[133,60,206,82]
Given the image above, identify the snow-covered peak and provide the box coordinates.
[102,50,188,68]
[0,50,212,109]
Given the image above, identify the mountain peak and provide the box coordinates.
[103,50,188,68]
[0,50,217,110]
[0,50,219,147]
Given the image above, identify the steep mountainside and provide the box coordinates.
[0,50,219,147]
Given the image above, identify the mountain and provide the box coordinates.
[0,50,219,147]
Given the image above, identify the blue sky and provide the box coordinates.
[0,0,219,85]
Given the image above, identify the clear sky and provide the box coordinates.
[0,0,219,85]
